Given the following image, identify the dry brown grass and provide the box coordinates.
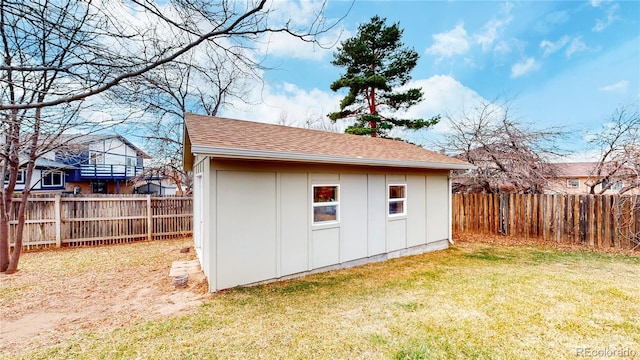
[1,236,639,359]
[455,231,640,256]
[0,238,207,356]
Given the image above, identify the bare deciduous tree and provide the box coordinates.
[0,0,338,273]
[438,97,565,193]
[277,110,345,133]
[584,103,640,195]
[121,45,257,194]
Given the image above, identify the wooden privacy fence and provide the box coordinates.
[8,195,193,249]
[452,193,640,250]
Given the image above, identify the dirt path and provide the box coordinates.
[0,238,208,356]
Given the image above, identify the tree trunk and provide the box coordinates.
[172,169,184,194]
[369,87,377,137]
[5,191,28,273]
[0,209,9,272]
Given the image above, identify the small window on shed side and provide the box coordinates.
[388,184,407,217]
[312,185,339,225]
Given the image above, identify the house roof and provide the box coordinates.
[548,162,637,178]
[60,134,151,159]
[18,156,75,169]
[35,158,76,169]
[183,113,473,171]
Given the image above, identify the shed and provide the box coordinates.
[182,113,473,292]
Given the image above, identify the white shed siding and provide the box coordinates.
[340,173,368,263]
[202,158,214,290]
[311,227,340,268]
[426,174,450,242]
[279,172,309,275]
[366,175,386,256]
[387,219,407,252]
[193,174,203,257]
[216,171,277,289]
[309,172,341,269]
[204,160,452,292]
[406,175,427,247]
[191,157,209,283]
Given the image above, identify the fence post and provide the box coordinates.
[147,195,152,241]
[54,195,62,247]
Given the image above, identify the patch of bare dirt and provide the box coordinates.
[0,239,209,356]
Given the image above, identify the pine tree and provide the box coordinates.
[328,16,439,138]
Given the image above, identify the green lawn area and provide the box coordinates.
[4,239,640,360]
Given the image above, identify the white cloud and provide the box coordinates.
[539,36,595,59]
[255,0,347,61]
[534,10,570,34]
[220,82,343,126]
[593,3,619,32]
[474,10,513,52]
[391,75,488,142]
[265,0,332,27]
[565,37,589,58]
[540,35,570,57]
[599,80,629,93]
[411,75,485,120]
[510,57,541,78]
[493,40,511,54]
[426,24,470,60]
[259,29,342,61]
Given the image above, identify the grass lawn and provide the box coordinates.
[2,238,639,359]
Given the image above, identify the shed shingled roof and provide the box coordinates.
[183,113,473,170]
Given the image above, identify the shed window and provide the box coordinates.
[42,171,64,187]
[388,184,406,216]
[566,179,579,188]
[312,185,339,224]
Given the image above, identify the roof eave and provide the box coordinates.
[116,136,152,159]
[182,123,194,171]
[191,145,475,171]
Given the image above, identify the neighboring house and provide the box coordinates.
[6,155,75,192]
[4,135,150,194]
[546,162,639,194]
[182,113,473,292]
[58,135,151,194]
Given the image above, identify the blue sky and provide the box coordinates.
[217,0,640,160]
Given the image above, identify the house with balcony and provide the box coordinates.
[4,135,150,194]
[58,135,150,194]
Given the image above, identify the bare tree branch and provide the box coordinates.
[585,103,640,195]
[441,96,566,193]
